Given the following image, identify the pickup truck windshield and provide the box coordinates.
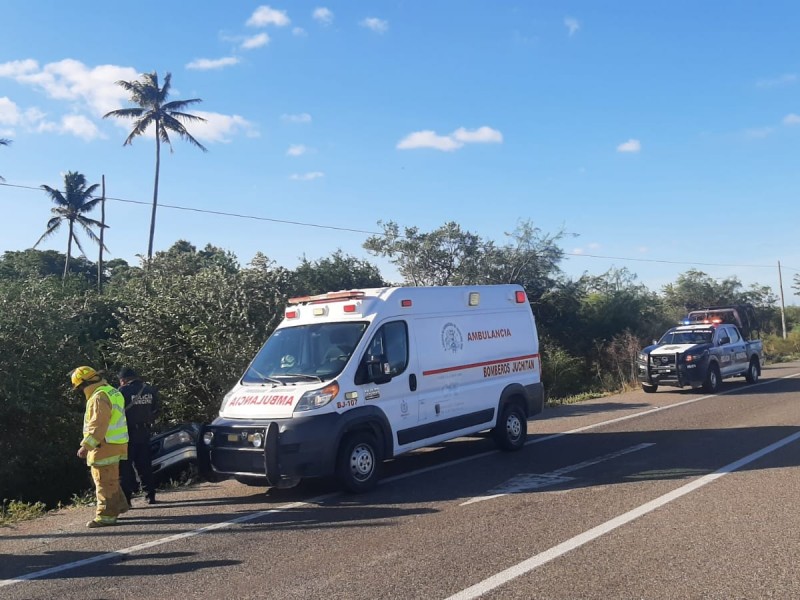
[658,329,713,345]
[242,321,368,384]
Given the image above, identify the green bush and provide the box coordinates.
[762,331,800,362]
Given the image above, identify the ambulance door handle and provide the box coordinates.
[409,374,417,392]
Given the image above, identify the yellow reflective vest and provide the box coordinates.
[82,384,129,466]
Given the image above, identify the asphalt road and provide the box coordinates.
[3,362,800,599]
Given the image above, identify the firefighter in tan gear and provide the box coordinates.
[70,366,130,528]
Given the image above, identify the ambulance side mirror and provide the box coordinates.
[366,355,392,384]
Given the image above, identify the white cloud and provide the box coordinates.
[743,127,773,139]
[397,130,462,151]
[186,57,240,70]
[0,97,21,125]
[60,114,103,140]
[397,126,503,151]
[34,114,103,140]
[783,113,800,126]
[0,58,255,143]
[452,126,503,144]
[0,58,138,117]
[313,7,334,25]
[290,171,324,181]
[192,111,259,143]
[293,27,307,37]
[360,17,388,34]
[0,59,38,78]
[287,144,309,156]
[571,248,585,255]
[247,6,290,27]
[564,17,580,37]
[241,33,270,49]
[616,138,641,153]
[281,112,312,123]
[756,73,797,88]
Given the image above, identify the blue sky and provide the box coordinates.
[1,1,799,300]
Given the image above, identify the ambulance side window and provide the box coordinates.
[356,321,408,384]
[383,321,408,376]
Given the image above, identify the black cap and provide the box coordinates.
[118,367,138,380]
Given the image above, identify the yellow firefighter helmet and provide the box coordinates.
[70,366,100,389]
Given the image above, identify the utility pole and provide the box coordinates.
[98,175,105,293]
[778,260,787,339]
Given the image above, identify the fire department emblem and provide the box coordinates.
[441,322,463,354]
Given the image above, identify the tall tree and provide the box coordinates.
[103,72,207,260]
[0,138,10,181]
[34,171,106,280]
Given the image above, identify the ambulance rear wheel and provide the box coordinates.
[494,403,527,451]
[336,432,381,493]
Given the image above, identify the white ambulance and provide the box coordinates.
[198,285,544,492]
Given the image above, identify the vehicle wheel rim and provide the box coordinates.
[350,444,374,481]
[711,371,717,388]
[506,413,522,441]
[750,365,758,381]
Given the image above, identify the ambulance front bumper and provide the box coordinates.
[198,413,342,485]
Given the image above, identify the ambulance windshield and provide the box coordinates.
[242,321,368,384]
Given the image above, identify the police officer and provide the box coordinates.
[118,367,160,504]
[70,366,130,528]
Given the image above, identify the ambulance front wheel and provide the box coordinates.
[494,402,527,451]
[336,432,381,493]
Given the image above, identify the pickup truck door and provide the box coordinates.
[715,326,736,376]
[725,325,749,374]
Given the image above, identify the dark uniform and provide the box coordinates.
[118,367,160,504]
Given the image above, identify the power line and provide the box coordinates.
[0,181,383,236]
[2,180,799,273]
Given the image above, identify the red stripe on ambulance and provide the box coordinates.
[423,353,539,376]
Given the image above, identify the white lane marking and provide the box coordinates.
[460,443,655,506]
[445,430,800,600]
[384,371,800,487]
[0,495,337,589]
[4,371,798,588]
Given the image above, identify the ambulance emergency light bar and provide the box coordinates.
[284,288,528,319]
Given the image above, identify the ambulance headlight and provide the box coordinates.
[251,432,263,448]
[294,382,339,412]
[202,431,214,446]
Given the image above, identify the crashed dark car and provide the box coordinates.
[149,423,199,482]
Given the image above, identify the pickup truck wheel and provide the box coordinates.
[336,432,381,493]
[703,364,721,393]
[493,403,528,451]
[745,359,760,384]
[641,383,658,393]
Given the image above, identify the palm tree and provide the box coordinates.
[0,138,10,182]
[34,171,106,279]
[103,71,207,260]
